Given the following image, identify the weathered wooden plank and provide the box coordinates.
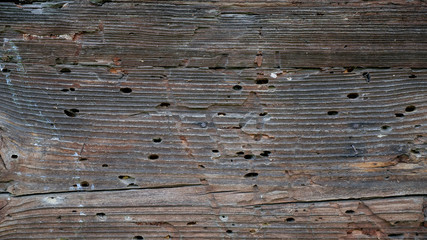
[0,1,426,68]
[0,190,425,239]
[0,67,425,198]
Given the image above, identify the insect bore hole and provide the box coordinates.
[120,87,132,94]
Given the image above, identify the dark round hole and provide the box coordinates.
[80,181,89,187]
[388,233,404,237]
[118,175,133,179]
[259,112,268,116]
[11,154,18,159]
[395,113,404,117]
[345,210,355,214]
[148,154,159,160]
[187,221,196,225]
[244,172,258,178]
[381,125,392,131]
[327,111,338,115]
[409,74,416,78]
[236,151,244,156]
[347,93,359,99]
[260,151,271,157]
[226,230,233,234]
[244,154,254,159]
[120,87,132,94]
[198,164,205,168]
[232,85,242,91]
[212,149,219,153]
[79,157,88,161]
[255,78,269,84]
[96,213,105,217]
[133,236,144,240]
[405,105,416,112]
[60,68,71,73]
[102,164,109,167]
[69,88,75,91]
[64,109,77,117]
[61,89,69,92]
[286,217,295,222]
[217,112,226,116]
[153,138,162,143]
[159,102,170,107]
[411,149,420,154]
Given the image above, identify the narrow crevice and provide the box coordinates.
[4,183,204,198]
[244,193,427,206]
[0,155,7,170]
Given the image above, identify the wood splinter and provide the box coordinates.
[254,51,263,67]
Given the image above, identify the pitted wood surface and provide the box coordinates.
[0,190,425,239]
[0,0,426,239]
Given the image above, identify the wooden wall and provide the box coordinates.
[0,0,426,239]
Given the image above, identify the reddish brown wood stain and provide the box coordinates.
[0,0,426,239]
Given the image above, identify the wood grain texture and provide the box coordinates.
[0,189,425,239]
[0,0,426,239]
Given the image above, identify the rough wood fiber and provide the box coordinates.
[0,0,426,239]
[0,190,425,239]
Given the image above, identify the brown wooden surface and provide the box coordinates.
[0,0,426,239]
